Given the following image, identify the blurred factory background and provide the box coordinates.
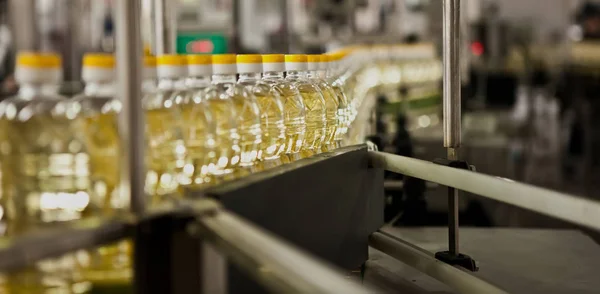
[2,0,600,242]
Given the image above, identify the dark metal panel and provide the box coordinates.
[133,211,202,294]
[202,145,384,293]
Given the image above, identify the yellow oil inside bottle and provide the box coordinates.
[71,98,131,290]
[230,89,262,173]
[144,106,186,203]
[202,89,241,179]
[311,81,338,151]
[254,92,286,168]
[331,84,349,143]
[296,87,326,157]
[174,92,218,188]
[262,79,306,162]
[0,100,94,293]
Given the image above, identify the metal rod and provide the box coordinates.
[192,204,375,294]
[115,0,146,215]
[0,218,131,272]
[443,0,462,256]
[370,151,600,232]
[153,0,175,55]
[369,232,507,294]
[442,0,462,148]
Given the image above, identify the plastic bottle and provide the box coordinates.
[70,53,131,290]
[202,55,242,178]
[307,54,339,151]
[323,54,350,144]
[0,52,90,293]
[237,54,286,169]
[262,54,306,162]
[142,54,187,201]
[174,54,217,187]
[284,54,326,157]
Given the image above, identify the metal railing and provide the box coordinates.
[370,151,600,232]
[369,231,507,294]
[0,199,375,294]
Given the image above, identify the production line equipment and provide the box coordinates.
[2,0,600,293]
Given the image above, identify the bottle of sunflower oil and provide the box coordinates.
[236,54,285,170]
[284,54,326,158]
[207,54,260,177]
[261,54,306,162]
[70,53,131,291]
[307,54,339,152]
[175,54,217,188]
[142,54,187,202]
[0,52,92,293]
[323,54,350,145]
[203,55,241,179]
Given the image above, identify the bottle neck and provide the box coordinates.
[263,71,284,80]
[238,72,262,82]
[186,75,211,89]
[307,70,320,79]
[158,77,186,90]
[317,69,327,79]
[84,81,115,96]
[286,70,306,79]
[212,73,237,84]
[18,83,60,99]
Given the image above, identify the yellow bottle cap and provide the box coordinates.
[17,52,62,68]
[285,54,307,63]
[262,54,284,63]
[237,54,262,64]
[157,54,187,66]
[306,54,321,63]
[212,54,236,64]
[82,53,115,68]
[144,55,157,67]
[321,55,331,62]
[187,54,212,65]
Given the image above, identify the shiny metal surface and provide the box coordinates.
[193,202,376,294]
[369,231,507,294]
[443,0,462,256]
[370,151,600,232]
[153,0,175,54]
[442,0,461,148]
[115,0,146,214]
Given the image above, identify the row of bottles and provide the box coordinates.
[0,43,437,293]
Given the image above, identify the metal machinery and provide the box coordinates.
[2,1,600,294]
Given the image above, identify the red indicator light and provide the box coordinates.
[187,40,214,53]
[471,41,484,56]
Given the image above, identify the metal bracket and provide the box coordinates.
[432,158,476,172]
[434,251,479,272]
[432,158,478,272]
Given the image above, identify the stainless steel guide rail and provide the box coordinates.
[193,200,376,294]
[369,151,600,232]
[0,199,374,294]
[369,231,507,294]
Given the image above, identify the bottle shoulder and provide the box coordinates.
[239,80,279,98]
[0,95,66,121]
[205,82,255,102]
[70,94,122,115]
[286,77,323,94]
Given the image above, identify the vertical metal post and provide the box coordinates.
[8,0,38,51]
[153,0,175,55]
[114,0,145,215]
[442,0,461,256]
